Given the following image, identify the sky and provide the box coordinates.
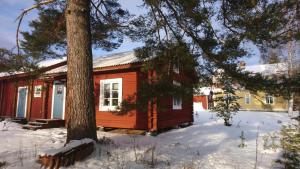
[0,0,261,65]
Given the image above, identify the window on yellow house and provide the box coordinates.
[265,94,274,104]
[245,93,251,104]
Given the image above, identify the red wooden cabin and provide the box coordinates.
[0,51,193,132]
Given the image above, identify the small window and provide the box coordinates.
[245,93,251,104]
[99,78,122,111]
[265,94,274,104]
[172,81,182,110]
[34,85,42,97]
[173,61,179,74]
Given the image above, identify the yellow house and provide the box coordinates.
[236,90,288,112]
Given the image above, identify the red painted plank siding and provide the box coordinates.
[94,70,148,129]
[0,81,17,117]
[29,81,45,119]
[157,96,193,129]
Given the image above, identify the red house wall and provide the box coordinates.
[193,95,208,110]
[156,96,193,129]
[0,80,17,117]
[94,70,148,130]
[0,62,194,131]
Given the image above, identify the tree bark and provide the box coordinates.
[65,0,97,142]
[288,93,294,117]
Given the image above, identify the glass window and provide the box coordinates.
[172,81,182,110]
[265,94,274,104]
[99,78,122,111]
[245,93,251,104]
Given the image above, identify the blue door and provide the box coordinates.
[16,87,27,118]
[52,83,65,119]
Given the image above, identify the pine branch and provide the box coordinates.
[15,0,57,55]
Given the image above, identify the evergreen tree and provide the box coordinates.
[131,0,300,88]
[212,73,240,126]
[15,0,130,142]
[0,48,36,73]
[276,124,300,169]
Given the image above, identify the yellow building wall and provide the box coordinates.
[236,90,288,112]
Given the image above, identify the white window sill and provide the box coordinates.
[99,106,119,112]
[173,106,182,110]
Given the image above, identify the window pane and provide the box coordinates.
[270,97,273,104]
[112,91,118,98]
[104,99,110,106]
[104,84,110,98]
[112,99,118,106]
[104,91,110,98]
[104,84,110,91]
[174,97,180,106]
[112,83,118,90]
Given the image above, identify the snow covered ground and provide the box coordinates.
[0,111,298,169]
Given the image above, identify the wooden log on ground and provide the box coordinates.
[38,138,94,169]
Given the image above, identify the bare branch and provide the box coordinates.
[16,0,56,55]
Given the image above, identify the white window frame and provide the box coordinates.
[34,85,42,97]
[99,78,122,111]
[172,81,182,110]
[265,94,275,105]
[244,93,251,104]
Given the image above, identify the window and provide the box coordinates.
[173,61,179,74]
[34,85,42,97]
[99,78,122,111]
[172,81,182,110]
[265,94,274,104]
[245,93,251,104]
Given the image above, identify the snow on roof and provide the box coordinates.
[244,62,288,76]
[45,51,140,74]
[36,57,67,67]
[0,52,140,77]
[0,72,12,78]
[197,87,223,96]
[0,57,67,78]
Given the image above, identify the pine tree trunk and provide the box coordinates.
[65,0,97,142]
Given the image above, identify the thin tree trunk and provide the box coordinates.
[288,93,294,117]
[65,0,97,142]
